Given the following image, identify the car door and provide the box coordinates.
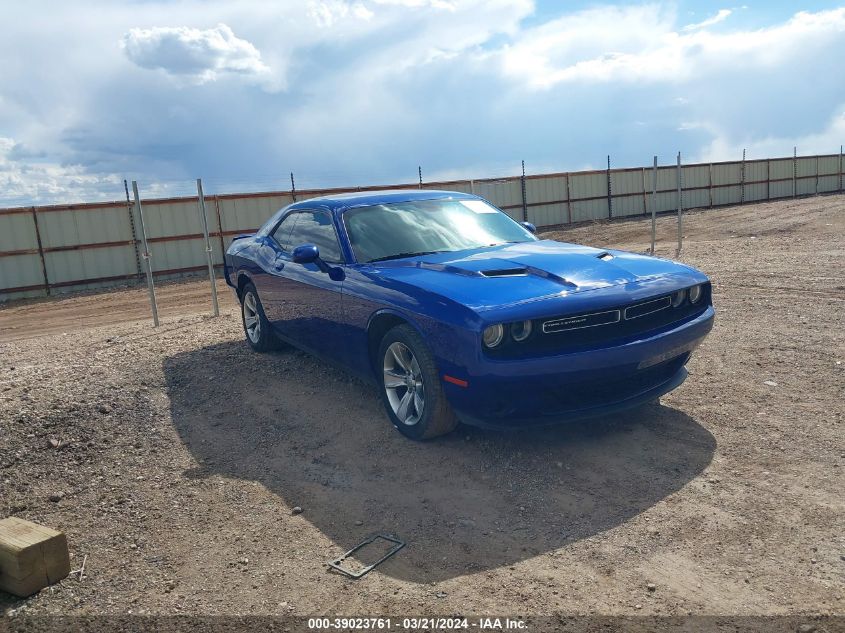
[262,208,346,357]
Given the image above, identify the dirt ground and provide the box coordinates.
[0,195,843,624]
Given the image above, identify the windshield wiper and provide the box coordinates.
[367,250,447,263]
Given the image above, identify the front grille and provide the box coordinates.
[488,283,711,358]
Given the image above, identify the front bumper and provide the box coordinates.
[444,306,714,428]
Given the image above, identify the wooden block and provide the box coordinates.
[0,517,71,597]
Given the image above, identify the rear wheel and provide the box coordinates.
[377,324,458,440]
[241,283,281,352]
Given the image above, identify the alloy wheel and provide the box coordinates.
[383,341,425,425]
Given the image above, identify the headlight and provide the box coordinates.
[510,320,533,342]
[671,289,686,307]
[689,284,703,304]
[482,324,504,348]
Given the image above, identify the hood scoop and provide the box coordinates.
[480,268,528,277]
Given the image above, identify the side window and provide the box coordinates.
[271,213,299,251]
[287,210,344,263]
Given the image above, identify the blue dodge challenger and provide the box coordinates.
[224,190,714,439]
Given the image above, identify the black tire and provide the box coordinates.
[240,283,281,352]
[377,324,458,440]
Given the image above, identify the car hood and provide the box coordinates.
[365,240,707,316]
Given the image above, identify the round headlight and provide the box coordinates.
[511,320,533,342]
[689,284,703,304]
[482,324,504,348]
[671,289,686,307]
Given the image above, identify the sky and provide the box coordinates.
[1,1,844,206]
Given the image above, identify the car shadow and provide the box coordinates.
[163,340,715,583]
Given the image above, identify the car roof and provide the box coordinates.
[288,189,479,211]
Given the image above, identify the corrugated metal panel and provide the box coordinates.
[610,170,645,218]
[769,179,793,199]
[745,160,768,182]
[795,157,816,178]
[744,183,768,202]
[526,175,568,225]
[527,203,568,227]
[38,205,131,248]
[712,185,742,206]
[0,212,39,252]
[568,173,608,222]
[44,246,137,285]
[473,179,522,219]
[0,254,44,295]
[711,162,741,188]
[819,176,841,193]
[769,159,793,180]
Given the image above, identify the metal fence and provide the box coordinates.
[1,150,843,302]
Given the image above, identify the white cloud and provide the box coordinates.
[682,9,731,32]
[695,107,845,162]
[0,137,123,206]
[121,23,270,84]
[308,1,374,27]
[497,6,845,88]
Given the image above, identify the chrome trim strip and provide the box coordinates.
[624,296,671,320]
[542,309,621,333]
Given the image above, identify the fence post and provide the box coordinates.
[213,196,226,261]
[650,156,657,255]
[124,179,143,279]
[520,160,528,222]
[708,163,713,208]
[740,149,746,204]
[640,167,647,217]
[840,145,843,193]
[606,155,613,219]
[565,172,572,224]
[766,160,771,200]
[196,179,220,317]
[676,152,683,257]
[30,206,50,296]
[792,147,797,198]
[290,172,297,202]
[418,166,423,189]
[815,155,819,196]
[131,181,160,327]
[470,179,475,194]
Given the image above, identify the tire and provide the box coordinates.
[377,324,458,440]
[240,283,281,352]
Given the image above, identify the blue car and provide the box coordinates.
[223,190,714,439]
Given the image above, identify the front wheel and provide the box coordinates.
[377,324,458,440]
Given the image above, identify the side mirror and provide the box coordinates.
[521,221,537,234]
[292,244,320,264]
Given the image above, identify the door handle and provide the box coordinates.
[273,260,285,271]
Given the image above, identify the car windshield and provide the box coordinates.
[343,198,537,263]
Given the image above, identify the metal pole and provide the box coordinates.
[418,166,423,189]
[815,155,819,195]
[196,179,220,317]
[290,172,297,202]
[792,147,797,198]
[30,206,50,296]
[676,152,683,257]
[131,181,159,327]
[708,163,713,208]
[840,145,843,193]
[650,156,657,255]
[124,179,142,279]
[606,155,613,219]
[565,172,572,224]
[469,179,475,194]
[740,149,746,204]
[766,160,771,200]
[520,160,528,222]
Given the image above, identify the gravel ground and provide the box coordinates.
[0,195,843,622]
